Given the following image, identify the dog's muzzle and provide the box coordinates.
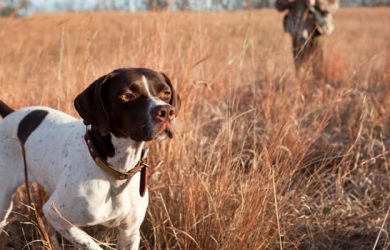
[151,105,176,138]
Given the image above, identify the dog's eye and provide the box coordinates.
[119,92,136,102]
[159,90,171,101]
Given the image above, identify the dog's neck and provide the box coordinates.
[108,135,145,172]
[88,127,145,173]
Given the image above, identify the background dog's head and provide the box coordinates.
[74,68,180,141]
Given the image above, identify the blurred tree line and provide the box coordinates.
[0,0,27,16]
[1,0,390,16]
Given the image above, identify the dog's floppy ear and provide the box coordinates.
[74,74,111,136]
[161,72,181,115]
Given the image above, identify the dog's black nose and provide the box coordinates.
[152,105,175,122]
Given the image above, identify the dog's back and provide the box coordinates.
[0,103,85,192]
[0,100,14,118]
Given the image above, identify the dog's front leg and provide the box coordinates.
[43,203,103,250]
[118,225,141,250]
[118,188,148,250]
[118,212,146,250]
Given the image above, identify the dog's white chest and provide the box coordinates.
[96,173,149,228]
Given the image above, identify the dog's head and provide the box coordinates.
[74,68,181,141]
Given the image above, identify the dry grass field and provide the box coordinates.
[0,7,390,249]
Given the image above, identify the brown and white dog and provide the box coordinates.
[0,68,180,249]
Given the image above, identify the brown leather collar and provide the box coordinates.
[84,128,149,197]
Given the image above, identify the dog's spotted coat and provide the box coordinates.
[0,68,180,250]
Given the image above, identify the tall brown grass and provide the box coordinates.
[0,7,389,249]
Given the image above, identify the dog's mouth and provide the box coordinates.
[155,122,175,139]
[125,120,175,142]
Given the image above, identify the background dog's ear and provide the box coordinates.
[161,72,181,115]
[74,74,111,136]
